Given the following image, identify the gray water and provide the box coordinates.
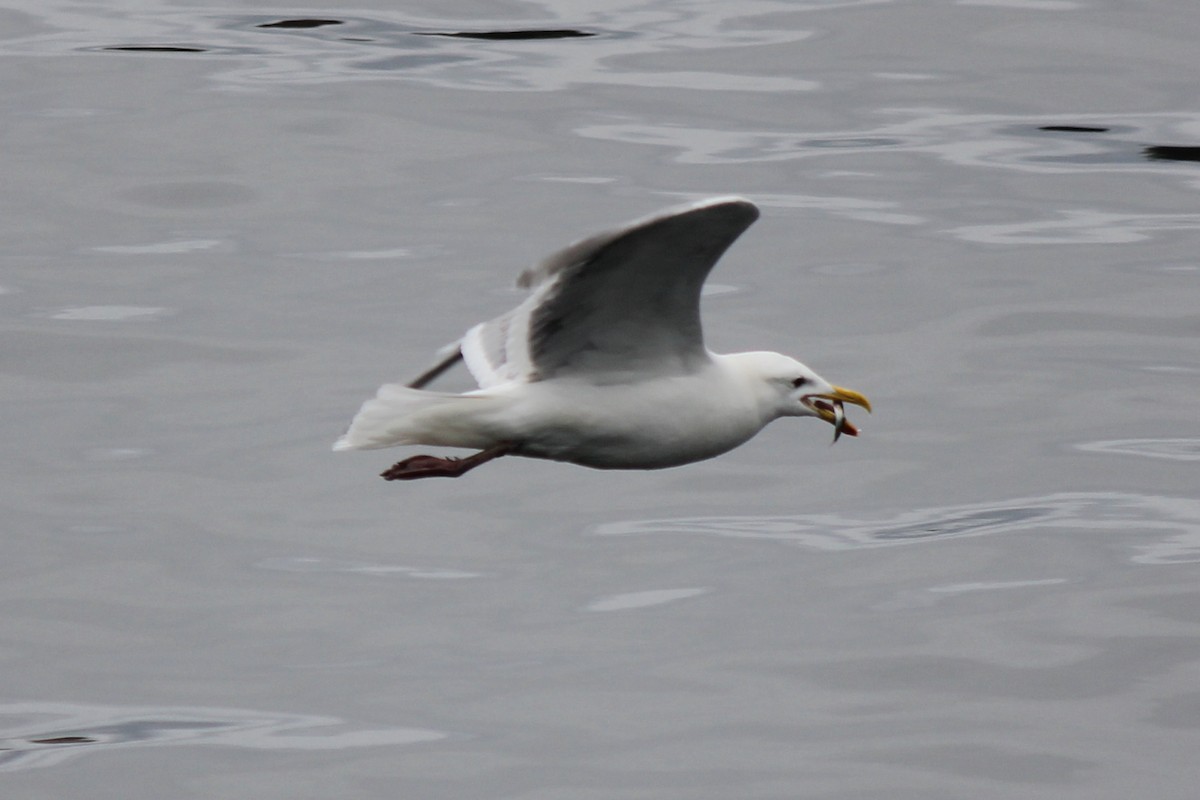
[4,1,1200,797]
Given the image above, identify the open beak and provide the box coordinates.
[804,386,872,443]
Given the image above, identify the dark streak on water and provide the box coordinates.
[414,30,596,41]
[101,45,208,53]
[257,19,343,29]
[1143,145,1200,163]
[1039,125,1111,133]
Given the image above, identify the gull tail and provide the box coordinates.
[333,384,502,452]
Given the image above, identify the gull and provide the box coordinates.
[334,196,870,480]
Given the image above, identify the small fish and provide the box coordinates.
[831,401,846,443]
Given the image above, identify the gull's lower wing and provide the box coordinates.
[406,339,464,389]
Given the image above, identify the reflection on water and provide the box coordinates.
[100,45,207,53]
[1039,125,1110,133]
[950,206,1200,244]
[663,190,925,226]
[256,556,481,579]
[416,30,597,41]
[43,305,173,321]
[927,578,1069,593]
[963,0,1084,7]
[91,238,228,254]
[572,110,1200,244]
[584,587,709,612]
[947,209,1200,245]
[576,110,1200,179]
[1144,145,1200,163]
[5,2,816,92]
[0,701,447,772]
[256,19,342,30]
[1076,438,1200,462]
[594,492,1200,564]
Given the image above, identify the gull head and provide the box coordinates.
[733,351,872,442]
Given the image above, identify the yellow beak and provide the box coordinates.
[828,386,872,414]
[808,385,872,441]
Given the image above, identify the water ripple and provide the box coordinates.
[91,239,228,255]
[662,190,925,226]
[1076,438,1200,462]
[584,587,710,612]
[44,306,174,321]
[5,2,820,92]
[593,493,1200,565]
[946,209,1200,245]
[576,110,1200,182]
[0,701,447,772]
[927,578,1070,593]
[256,556,481,579]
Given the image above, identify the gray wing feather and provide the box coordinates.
[443,196,759,389]
[518,196,758,380]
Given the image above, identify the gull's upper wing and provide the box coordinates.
[457,196,759,387]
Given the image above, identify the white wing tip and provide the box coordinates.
[332,436,355,452]
[687,194,755,208]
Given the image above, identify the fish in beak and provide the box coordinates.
[804,386,872,442]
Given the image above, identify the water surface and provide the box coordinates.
[3,1,1199,797]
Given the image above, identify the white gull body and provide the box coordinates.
[334,197,869,480]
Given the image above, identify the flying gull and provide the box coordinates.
[334,196,870,480]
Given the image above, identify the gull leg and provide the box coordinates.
[381,444,513,481]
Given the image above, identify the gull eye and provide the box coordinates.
[792,376,809,389]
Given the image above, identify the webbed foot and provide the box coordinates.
[380,444,514,481]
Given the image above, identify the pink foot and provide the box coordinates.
[380,444,514,481]
[381,454,468,480]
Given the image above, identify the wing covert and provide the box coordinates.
[518,196,758,381]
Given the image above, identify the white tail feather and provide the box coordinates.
[333,384,502,451]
